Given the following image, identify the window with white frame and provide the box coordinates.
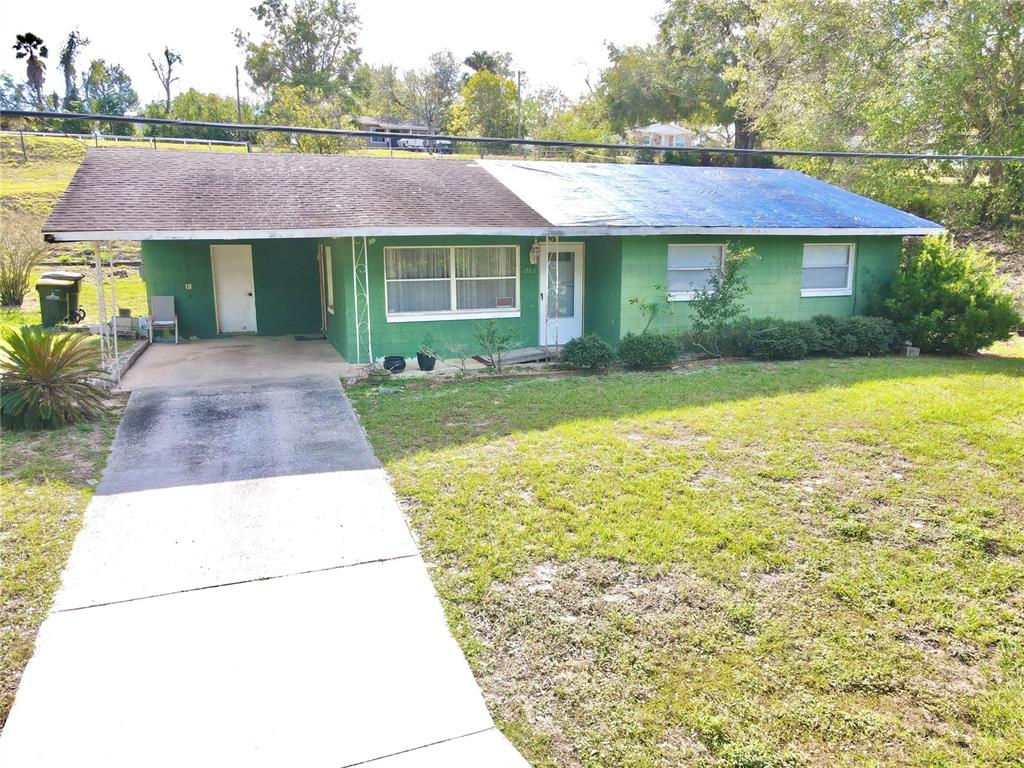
[384,245,519,320]
[667,244,724,301]
[672,134,687,147]
[323,246,334,313]
[801,243,855,296]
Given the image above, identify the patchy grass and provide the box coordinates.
[0,401,125,725]
[352,355,1024,767]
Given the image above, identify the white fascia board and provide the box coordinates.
[44,225,945,242]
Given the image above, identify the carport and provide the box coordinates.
[119,335,360,390]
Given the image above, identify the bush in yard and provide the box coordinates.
[0,326,106,429]
[560,333,615,370]
[618,331,678,369]
[876,234,1022,353]
[726,318,820,360]
[841,316,900,356]
[811,315,899,357]
[0,215,49,307]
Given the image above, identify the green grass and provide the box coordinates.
[352,351,1024,767]
[0,404,124,725]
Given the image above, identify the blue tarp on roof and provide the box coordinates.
[479,160,943,232]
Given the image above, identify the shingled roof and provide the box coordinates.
[43,149,551,241]
[43,149,942,242]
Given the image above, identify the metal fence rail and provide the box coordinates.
[0,129,248,148]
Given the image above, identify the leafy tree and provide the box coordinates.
[142,89,257,142]
[83,60,138,134]
[236,0,361,106]
[530,92,614,154]
[148,47,182,114]
[656,0,760,154]
[402,50,461,132]
[0,72,31,111]
[13,33,47,109]
[58,30,89,106]
[352,63,404,119]
[599,1,762,160]
[463,50,512,78]
[260,85,354,153]
[450,70,517,138]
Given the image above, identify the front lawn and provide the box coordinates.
[0,405,124,725]
[352,350,1024,767]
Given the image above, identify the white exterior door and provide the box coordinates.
[539,242,584,346]
[211,245,257,333]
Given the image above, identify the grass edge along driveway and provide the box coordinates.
[352,352,1024,768]
[0,405,124,726]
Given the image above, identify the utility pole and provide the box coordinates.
[516,69,524,159]
[235,66,243,123]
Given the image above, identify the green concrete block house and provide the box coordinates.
[44,150,943,363]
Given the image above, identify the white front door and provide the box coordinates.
[211,245,257,333]
[539,242,584,346]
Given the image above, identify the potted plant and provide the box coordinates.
[416,334,437,371]
[382,355,406,373]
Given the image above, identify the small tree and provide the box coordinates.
[0,216,48,306]
[878,234,1022,354]
[627,282,671,333]
[689,245,756,356]
[474,319,518,373]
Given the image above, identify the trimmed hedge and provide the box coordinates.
[561,333,616,369]
[618,332,679,369]
[725,315,899,360]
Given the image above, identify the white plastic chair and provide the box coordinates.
[149,296,179,344]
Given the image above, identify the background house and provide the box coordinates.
[44,150,942,363]
[631,122,698,148]
[354,116,430,148]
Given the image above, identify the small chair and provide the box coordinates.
[149,296,179,344]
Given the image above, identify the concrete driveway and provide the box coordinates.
[0,363,527,766]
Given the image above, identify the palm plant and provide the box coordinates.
[13,33,48,109]
[1,326,106,429]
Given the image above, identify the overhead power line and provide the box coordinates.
[2,109,1023,163]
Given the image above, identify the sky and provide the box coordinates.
[2,0,665,106]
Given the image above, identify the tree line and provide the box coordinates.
[3,0,1021,228]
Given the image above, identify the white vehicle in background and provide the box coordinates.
[397,138,427,151]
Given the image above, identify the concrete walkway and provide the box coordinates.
[0,369,528,766]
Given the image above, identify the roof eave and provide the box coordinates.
[42,225,946,242]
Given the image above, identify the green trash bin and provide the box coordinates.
[36,271,85,328]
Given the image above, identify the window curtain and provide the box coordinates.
[455,247,517,310]
[385,247,450,313]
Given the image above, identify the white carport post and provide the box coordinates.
[93,242,110,371]
[107,240,120,387]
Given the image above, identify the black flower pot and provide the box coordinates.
[383,355,406,373]
[416,352,437,371]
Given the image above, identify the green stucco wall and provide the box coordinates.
[141,239,322,338]
[618,235,901,336]
[582,237,622,345]
[140,233,901,359]
[320,235,540,362]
